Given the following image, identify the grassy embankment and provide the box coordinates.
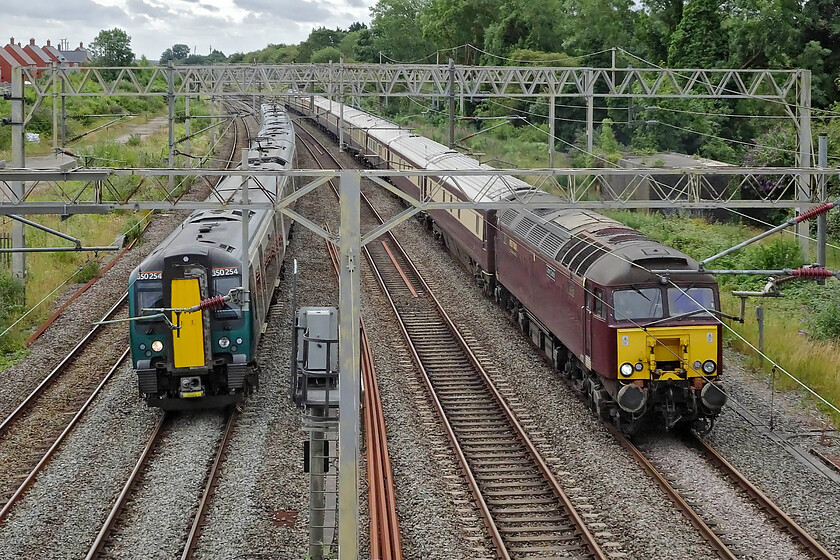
[409,113,840,423]
[0,98,213,365]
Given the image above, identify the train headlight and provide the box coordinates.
[702,360,716,374]
[218,337,231,349]
[634,362,644,371]
[693,360,702,370]
[236,337,243,345]
[151,340,163,352]
[139,343,146,351]
[620,363,634,377]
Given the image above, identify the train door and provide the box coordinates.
[171,275,206,369]
[583,279,593,369]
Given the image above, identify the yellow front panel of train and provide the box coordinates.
[171,278,205,369]
[617,325,717,379]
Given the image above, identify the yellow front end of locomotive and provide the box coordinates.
[616,326,719,380]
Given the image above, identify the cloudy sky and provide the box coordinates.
[5,0,376,60]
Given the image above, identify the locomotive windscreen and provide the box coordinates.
[212,275,242,320]
[135,280,163,318]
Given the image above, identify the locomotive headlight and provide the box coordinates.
[693,360,702,370]
[218,337,231,349]
[620,363,634,377]
[236,337,243,345]
[702,360,716,374]
[634,362,644,371]
[151,340,163,352]
[139,343,146,351]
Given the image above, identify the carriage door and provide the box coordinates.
[583,280,593,369]
[171,274,206,369]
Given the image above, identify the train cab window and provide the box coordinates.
[212,275,243,320]
[593,288,605,319]
[613,287,663,321]
[667,287,716,316]
[135,280,163,318]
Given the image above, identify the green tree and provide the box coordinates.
[89,28,135,67]
[667,0,726,67]
[420,0,503,63]
[724,0,802,68]
[311,46,343,63]
[299,27,347,61]
[160,43,190,64]
[370,0,436,62]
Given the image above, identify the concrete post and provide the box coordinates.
[11,66,25,282]
[337,171,360,560]
[796,69,812,260]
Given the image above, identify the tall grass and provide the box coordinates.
[0,99,211,365]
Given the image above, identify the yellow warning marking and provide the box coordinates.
[171,278,205,368]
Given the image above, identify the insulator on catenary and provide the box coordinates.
[796,203,835,222]
[197,295,227,310]
[791,268,835,279]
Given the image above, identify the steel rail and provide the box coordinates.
[298,123,605,559]
[0,294,128,437]
[85,413,168,560]
[181,407,239,560]
[692,434,836,560]
[0,348,130,522]
[308,135,403,560]
[605,423,738,560]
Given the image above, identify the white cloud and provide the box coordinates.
[5,0,375,58]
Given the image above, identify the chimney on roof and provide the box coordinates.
[29,38,35,46]
[46,40,51,47]
[9,37,14,45]
[79,42,84,49]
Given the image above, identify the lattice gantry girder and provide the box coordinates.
[0,168,831,216]
[20,64,803,101]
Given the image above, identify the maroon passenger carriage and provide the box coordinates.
[289,94,727,434]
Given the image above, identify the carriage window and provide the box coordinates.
[613,287,663,321]
[135,281,163,318]
[212,275,243,320]
[668,287,716,316]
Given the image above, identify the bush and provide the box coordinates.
[74,260,101,284]
[0,269,26,355]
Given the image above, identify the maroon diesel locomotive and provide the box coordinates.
[290,94,727,434]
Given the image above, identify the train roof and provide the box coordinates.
[499,192,713,286]
[309,96,532,202]
[134,106,295,276]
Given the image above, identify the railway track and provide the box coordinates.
[297,124,606,559]
[85,408,238,560]
[606,411,835,559]
[0,296,129,519]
